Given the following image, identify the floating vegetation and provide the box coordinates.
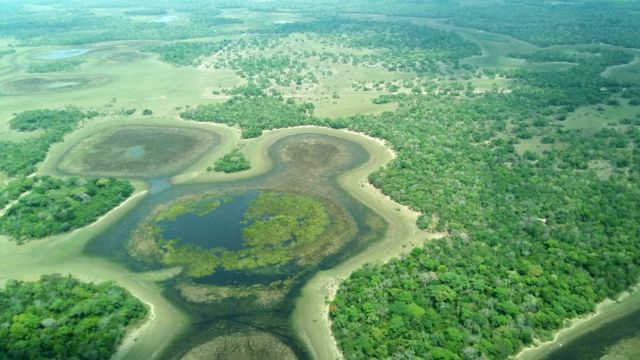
[177,279,292,306]
[181,330,297,360]
[210,148,251,173]
[156,196,221,222]
[130,192,339,279]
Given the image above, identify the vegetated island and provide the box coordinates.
[0,108,137,243]
[0,274,148,359]
[209,147,251,173]
[0,176,133,242]
[130,191,338,278]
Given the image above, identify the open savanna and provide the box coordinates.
[0,40,241,124]
[199,32,409,117]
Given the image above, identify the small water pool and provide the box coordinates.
[46,81,80,89]
[152,15,176,23]
[39,48,89,60]
[125,145,146,160]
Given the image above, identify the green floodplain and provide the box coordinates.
[1,1,640,359]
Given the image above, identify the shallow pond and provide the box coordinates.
[125,145,146,160]
[38,48,89,60]
[152,15,177,23]
[46,81,81,89]
[0,76,98,95]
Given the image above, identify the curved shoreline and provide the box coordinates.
[516,285,640,360]
[114,298,156,360]
[288,129,444,360]
[39,115,238,180]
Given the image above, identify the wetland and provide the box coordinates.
[48,125,399,359]
[58,125,221,178]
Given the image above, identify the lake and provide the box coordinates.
[159,191,259,252]
[152,15,177,23]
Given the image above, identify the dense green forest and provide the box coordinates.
[27,59,83,73]
[0,108,92,176]
[0,274,147,359]
[273,18,480,74]
[144,40,230,66]
[170,14,640,358]
[323,36,640,360]
[181,96,315,138]
[0,176,134,241]
[445,1,640,48]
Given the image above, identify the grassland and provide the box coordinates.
[0,33,409,138]
[0,41,241,124]
[564,99,640,131]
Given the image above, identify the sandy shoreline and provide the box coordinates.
[114,299,156,360]
[516,285,640,359]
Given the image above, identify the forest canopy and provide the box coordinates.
[0,274,147,360]
[0,176,134,242]
[0,108,92,177]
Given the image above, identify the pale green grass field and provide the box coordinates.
[604,53,640,84]
[565,100,640,131]
[0,41,242,127]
